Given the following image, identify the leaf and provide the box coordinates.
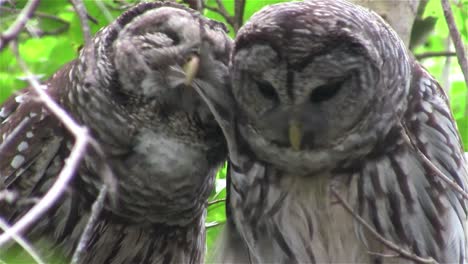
[450,81,467,120]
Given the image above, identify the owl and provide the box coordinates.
[194,0,468,263]
[0,2,232,263]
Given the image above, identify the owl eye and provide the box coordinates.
[309,80,344,103]
[162,30,180,45]
[256,80,279,102]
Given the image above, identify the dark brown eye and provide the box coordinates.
[309,80,344,103]
[163,30,180,45]
[256,80,279,102]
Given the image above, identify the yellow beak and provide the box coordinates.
[183,55,200,86]
[289,119,303,151]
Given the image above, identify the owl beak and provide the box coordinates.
[183,55,200,86]
[289,119,303,151]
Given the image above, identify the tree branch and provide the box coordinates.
[70,0,93,46]
[233,0,246,32]
[415,51,457,60]
[206,221,225,229]
[0,218,45,264]
[441,0,468,87]
[0,38,118,252]
[0,7,70,37]
[71,185,108,264]
[0,0,40,51]
[208,198,226,206]
[203,0,235,29]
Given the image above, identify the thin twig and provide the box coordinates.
[401,124,468,200]
[415,51,457,60]
[71,185,108,264]
[367,251,400,258]
[0,218,45,264]
[441,0,468,87]
[233,0,245,32]
[182,0,202,11]
[206,221,225,229]
[0,41,92,248]
[330,187,437,264]
[94,0,116,24]
[0,131,89,247]
[203,0,235,30]
[70,0,93,46]
[0,7,71,35]
[0,0,40,50]
[208,198,226,206]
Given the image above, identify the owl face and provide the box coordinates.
[231,0,411,173]
[67,3,233,146]
[113,6,231,100]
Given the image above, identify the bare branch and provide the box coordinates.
[183,0,203,11]
[0,7,70,37]
[70,0,93,46]
[415,51,457,60]
[208,198,226,206]
[233,0,246,32]
[0,129,89,247]
[203,0,235,28]
[441,0,468,86]
[367,251,400,258]
[0,41,92,248]
[71,185,108,264]
[330,187,437,264]
[0,218,45,264]
[401,124,468,200]
[94,0,117,24]
[0,0,40,51]
[206,221,225,229]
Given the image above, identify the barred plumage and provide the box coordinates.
[0,2,231,263]
[194,0,468,263]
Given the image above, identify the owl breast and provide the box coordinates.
[103,128,222,225]
[231,169,369,263]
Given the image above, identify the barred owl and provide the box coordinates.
[194,0,468,263]
[0,2,231,263]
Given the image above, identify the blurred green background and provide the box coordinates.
[0,0,467,255]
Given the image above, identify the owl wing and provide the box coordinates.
[357,62,467,262]
[0,63,90,259]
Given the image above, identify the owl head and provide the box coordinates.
[70,2,232,125]
[230,0,412,174]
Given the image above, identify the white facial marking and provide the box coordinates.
[26,131,34,138]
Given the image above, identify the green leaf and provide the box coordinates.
[450,81,467,120]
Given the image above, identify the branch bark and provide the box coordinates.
[416,51,457,60]
[0,0,40,51]
[441,0,468,111]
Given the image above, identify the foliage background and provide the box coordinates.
[0,0,466,256]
